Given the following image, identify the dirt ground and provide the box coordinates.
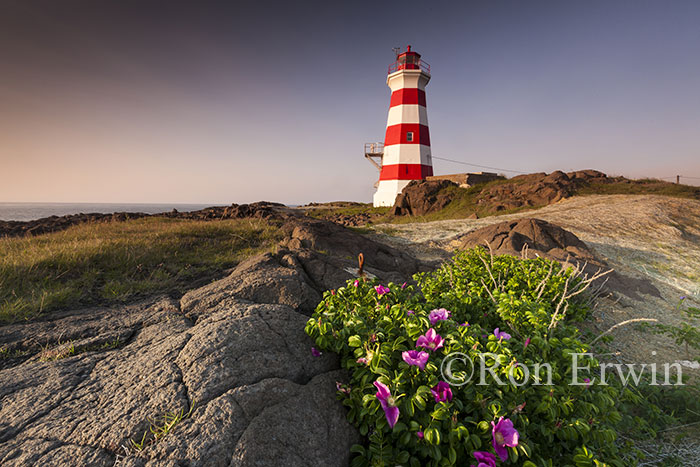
[371,194,700,371]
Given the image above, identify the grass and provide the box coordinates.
[38,340,76,361]
[0,217,283,323]
[131,403,195,452]
[304,204,390,220]
[0,346,31,359]
[576,178,700,198]
[36,338,123,361]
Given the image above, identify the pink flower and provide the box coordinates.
[416,431,424,439]
[493,328,512,340]
[335,381,351,395]
[428,308,451,325]
[311,347,322,357]
[356,357,368,365]
[524,337,531,349]
[471,450,497,467]
[491,417,519,461]
[407,310,415,316]
[416,328,444,352]
[374,381,399,428]
[375,284,390,296]
[353,279,359,287]
[402,350,429,370]
[584,378,591,388]
[431,381,453,403]
[401,282,407,289]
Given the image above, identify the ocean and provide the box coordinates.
[0,203,218,222]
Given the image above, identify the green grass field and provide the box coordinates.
[0,217,283,323]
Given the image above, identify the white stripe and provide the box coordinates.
[386,104,429,126]
[373,180,412,207]
[382,144,432,166]
[387,69,430,92]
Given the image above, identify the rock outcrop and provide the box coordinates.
[451,218,660,300]
[391,179,458,216]
[391,170,611,217]
[0,202,286,238]
[0,214,430,466]
[451,217,592,260]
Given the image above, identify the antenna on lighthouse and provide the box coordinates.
[392,47,401,59]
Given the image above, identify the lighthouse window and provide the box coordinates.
[406,132,414,142]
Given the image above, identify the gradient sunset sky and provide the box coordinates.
[2,0,699,204]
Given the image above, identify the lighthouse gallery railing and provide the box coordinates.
[388,59,431,75]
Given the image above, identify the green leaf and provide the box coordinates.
[431,407,449,421]
[424,427,441,445]
[350,444,366,455]
[448,446,457,464]
[413,394,426,411]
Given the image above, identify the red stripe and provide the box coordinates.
[384,124,430,146]
[390,89,426,107]
[379,164,433,180]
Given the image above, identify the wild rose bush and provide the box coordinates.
[305,249,627,466]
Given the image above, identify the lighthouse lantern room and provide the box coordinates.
[368,46,433,207]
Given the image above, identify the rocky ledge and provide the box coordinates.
[0,202,285,238]
[391,170,611,216]
[0,213,432,466]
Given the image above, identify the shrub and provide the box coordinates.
[306,249,627,466]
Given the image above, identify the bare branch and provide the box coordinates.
[590,318,659,345]
[480,278,497,304]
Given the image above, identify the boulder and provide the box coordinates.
[452,218,660,300]
[391,179,457,216]
[0,294,357,467]
[389,170,616,218]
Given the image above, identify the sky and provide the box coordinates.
[1,0,699,204]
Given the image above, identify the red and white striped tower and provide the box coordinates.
[373,45,433,207]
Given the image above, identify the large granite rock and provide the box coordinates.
[391,179,457,216]
[390,170,613,218]
[0,215,429,466]
[451,218,660,300]
[452,217,592,260]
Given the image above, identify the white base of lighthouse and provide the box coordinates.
[373,179,412,207]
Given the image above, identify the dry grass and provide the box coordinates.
[0,217,283,323]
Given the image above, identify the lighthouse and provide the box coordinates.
[371,46,433,207]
